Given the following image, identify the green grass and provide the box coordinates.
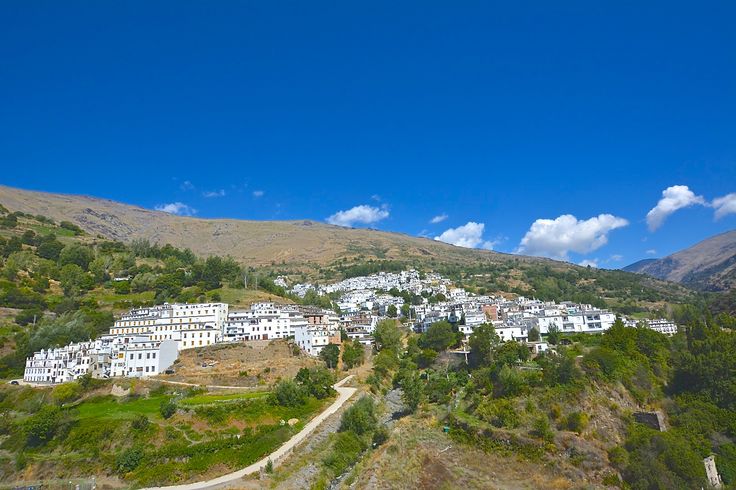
[210,286,294,307]
[178,391,268,406]
[25,223,77,237]
[73,394,170,421]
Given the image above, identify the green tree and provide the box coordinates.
[528,327,540,342]
[400,371,424,413]
[342,340,365,369]
[419,321,456,352]
[24,405,61,446]
[468,323,500,367]
[272,379,307,406]
[374,319,402,353]
[320,343,340,369]
[339,396,378,436]
[386,304,398,318]
[546,324,561,345]
[36,235,64,260]
[401,303,411,318]
[59,243,94,271]
[59,263,93,296]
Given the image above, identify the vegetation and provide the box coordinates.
[0,371,332,485]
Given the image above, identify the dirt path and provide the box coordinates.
[140,376,357,490]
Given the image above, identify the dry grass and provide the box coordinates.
[160,339,320,387]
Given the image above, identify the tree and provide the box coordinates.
[547,324,561,345]
[401,371,424,413]
[401,304,411,318]
[59,243,94,271]
[59,264,92,296]
[320,343,340,369]
[528,327,540,342]
[295,367,335,399]
[339,396,378,436]
[342,340,365,369]
[468,323,500,367]
[36,235,64,260]
[272,379,307,406]
[24,405,61,446]
[386,304,398,318]
[419,321,456,352]
[374,319,402,353]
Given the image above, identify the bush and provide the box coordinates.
[159,399,177,419]
[530,415,554,442]
[476,398,520,428]
[339,396,378,436]
[271,380,307,407]
[52,382,82,404]
[116,446,144,474]
[323,431,365,475]
[24,405,61,446]
[131,414,150,431]
[565,411,589,434]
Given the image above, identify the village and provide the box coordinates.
[23,269,678,385]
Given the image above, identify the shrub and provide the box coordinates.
[565,411,589,434]
[271,380,307,407]
[116,446,144,474]
[476,398,520,429]
[52,382,82,405]
[131,414,150,431]
[159,399,177,419]
[24,405,61,446]
[531,415,554,442]
[339,396,378,436]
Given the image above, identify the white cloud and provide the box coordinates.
[327,205,389,227]
[579,259,599,268]
[155,202,196,216]
[202,189,226,198]
[646,185,706,231]
[609,254,623,262]
[252,190,265,198]
[430,213,448,224]
[516,214,629,260]
[646,249,657,255]
[713,193,736,220]
[434,222,496,250]
[371,194,382,202]
[180,180,195,191]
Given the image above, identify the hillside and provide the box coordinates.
[623,230,736,291]
[0,185,531,271]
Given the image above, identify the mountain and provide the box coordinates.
[0,184,540,270]
[622,258,658,273]
[623,230,736,291]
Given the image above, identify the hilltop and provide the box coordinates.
[0,185,531,271]
[623,230,736,291]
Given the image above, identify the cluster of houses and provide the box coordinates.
[23,302,345,384]
[23,269,680,385]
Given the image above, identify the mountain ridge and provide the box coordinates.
[623,230,736,291]
[0,184,549,271]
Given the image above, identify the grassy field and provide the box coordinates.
[0,381,331,487]
[210,287,294,307]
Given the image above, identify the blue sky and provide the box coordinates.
[1,2,735,267]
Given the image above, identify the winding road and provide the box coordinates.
[141,375,357,490]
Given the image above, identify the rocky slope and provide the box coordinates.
[623,230,736,291]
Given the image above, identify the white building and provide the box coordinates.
[645,319,678,336]
[294,311,341,356]
[109,302,228,350]
[110,339,178,378]
[224,303,308,341]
